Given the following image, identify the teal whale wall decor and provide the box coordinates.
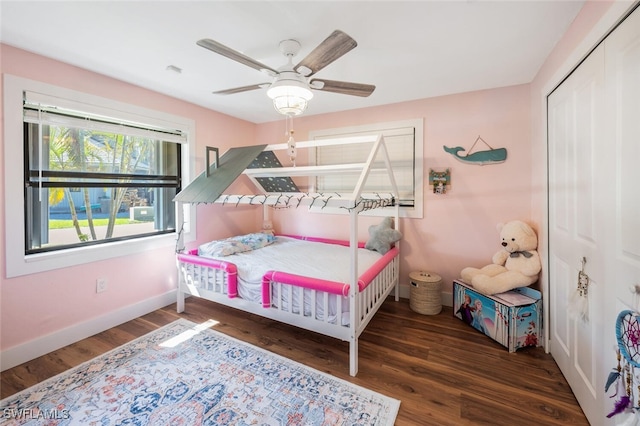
[443,136,507,165]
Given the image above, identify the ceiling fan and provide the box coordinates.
[196,30,376,116]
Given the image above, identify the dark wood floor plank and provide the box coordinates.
[1,297,587,425]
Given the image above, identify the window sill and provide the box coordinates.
[7,232,181,278]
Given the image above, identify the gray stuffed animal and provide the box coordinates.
[365,217,402,254]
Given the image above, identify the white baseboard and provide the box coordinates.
[442,291,453,307]
[2,286,453,372]
[1,290,177,372]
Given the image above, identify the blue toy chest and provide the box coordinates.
[453,279,542,352]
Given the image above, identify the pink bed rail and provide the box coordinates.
[279,234,367,248]
[260,245,399,308]
[177,250,239,297]
[180,235,398,305]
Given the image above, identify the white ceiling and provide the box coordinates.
[0,1,584,124]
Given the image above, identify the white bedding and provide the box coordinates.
[198,236,384,324]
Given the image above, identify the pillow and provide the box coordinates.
[198,233,277,257]
[365,217,402,254]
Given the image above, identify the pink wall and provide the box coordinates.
[255,84,533,296]
[0,45,259,351]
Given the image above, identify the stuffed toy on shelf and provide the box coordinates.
[461,220,541,295]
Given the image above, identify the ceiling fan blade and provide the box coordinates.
[212,83,269,95]
[295,30,357,77]
[197,39,278,75]
[310,79,375,97]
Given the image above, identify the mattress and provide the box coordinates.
[198,236,383,324]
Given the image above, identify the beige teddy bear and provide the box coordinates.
[460,220,541,295]
[261,220,275,236]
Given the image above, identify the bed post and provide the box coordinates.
[176,279,185,313]
[349,208,359,377]
[394,204,400,302]
[176,201,185,313]
[375,133,402,303]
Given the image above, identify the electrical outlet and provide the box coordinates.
[96,278,107,293]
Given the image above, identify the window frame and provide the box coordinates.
[309,119,424,219]
[3,75,196,278]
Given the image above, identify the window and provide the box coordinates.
[23,96,182,253]
[4,75,195,277]
[309,119,424,218]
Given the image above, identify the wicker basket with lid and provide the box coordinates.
[409,271,442,315]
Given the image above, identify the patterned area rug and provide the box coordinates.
[0,319,399,425]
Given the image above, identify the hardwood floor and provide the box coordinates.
[1,297,587,425]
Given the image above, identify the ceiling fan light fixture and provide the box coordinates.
[198,30,366,117]
[267,79,313,116]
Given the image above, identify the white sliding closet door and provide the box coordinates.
[548,6,640,424]
[548,41,606,424]
[604,0,640,379]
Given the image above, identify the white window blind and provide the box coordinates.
[313,127,416,206]
[23,91,187,144]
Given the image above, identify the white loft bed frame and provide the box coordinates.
[175,134,400,376]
